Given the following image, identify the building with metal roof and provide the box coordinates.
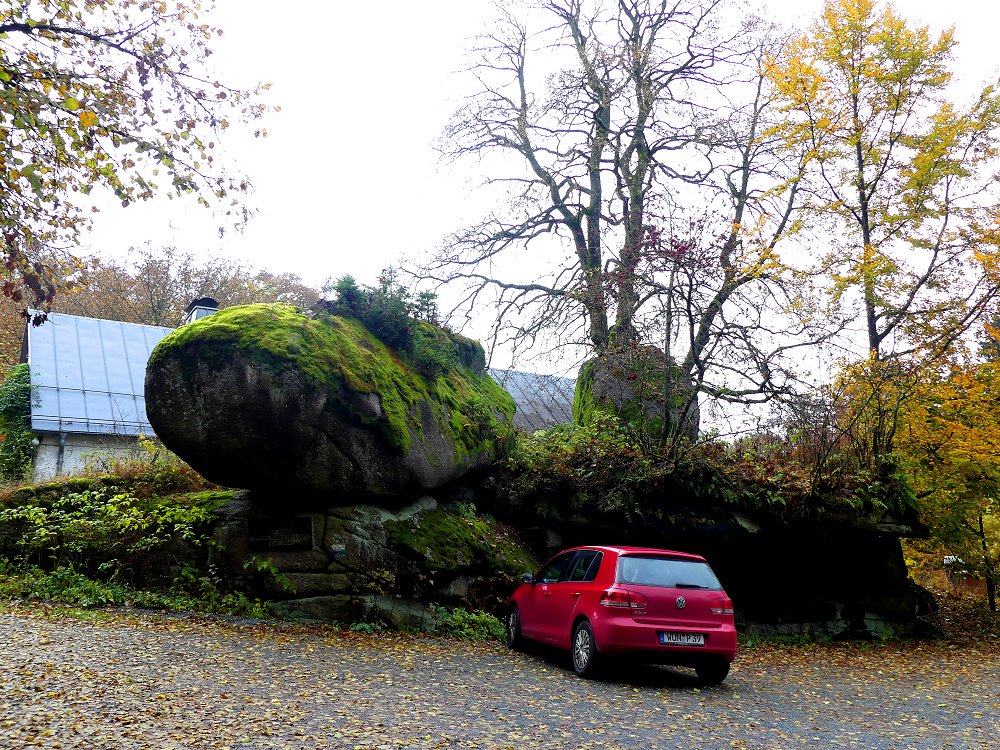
[22,311,172,480]
[20,308,577,481]
[488,369,576,432]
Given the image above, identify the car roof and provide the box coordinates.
[565,545,707,562]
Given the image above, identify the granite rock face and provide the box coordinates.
[144,304,515,499]
[574,347,700,441]
[210,492,537,626]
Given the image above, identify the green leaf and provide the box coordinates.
[64,97,81,111]
[21,163,42,192]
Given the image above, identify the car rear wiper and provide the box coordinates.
[674,582,708,589]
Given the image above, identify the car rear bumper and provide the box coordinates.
[595,619,738,662]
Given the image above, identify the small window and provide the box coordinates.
[537,552,573,584]
[567,550,603,582]
[617,555,722,590]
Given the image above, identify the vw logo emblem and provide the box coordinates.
[675,597,686,609]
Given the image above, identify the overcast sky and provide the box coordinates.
[78,0,1000,367]
[82,0,498,286]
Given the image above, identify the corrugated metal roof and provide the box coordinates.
[25,312,173,435]
[488,369,576,431]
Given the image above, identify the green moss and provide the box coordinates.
[430,368,516,458]
[161,490,239,513]
[150,304,515,459]
[386,509,536,575]
[149,304,365,389]
[448,330,487,373]
[572,359,601,426]
[1,477,107,509]
[573,351,690,437]
[572,357,640,428]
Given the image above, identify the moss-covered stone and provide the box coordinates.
[572,359,602,428]
[386,508,536,576]
[573,348,699,440]
[0,477,105,509]
[168,490,241,513]
[0,475,225,510]
[145,304,516,500]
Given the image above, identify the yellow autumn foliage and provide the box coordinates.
[899,360,1000,597]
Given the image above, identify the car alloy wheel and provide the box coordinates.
[506,606,523,650]
[572,621,598,677]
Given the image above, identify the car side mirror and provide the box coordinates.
[521,572,535,584]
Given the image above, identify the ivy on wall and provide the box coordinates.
[0,364,34,483]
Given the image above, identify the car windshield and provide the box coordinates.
[616,555,722,590]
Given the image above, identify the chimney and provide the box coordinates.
[184,297,219,325]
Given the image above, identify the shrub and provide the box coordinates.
[328,272,414,353]
[504,413,657,518]
[79,435,211,497]
[500,417,911,522]
[349,621,388,634]
[0,488,224,579]
[326,273,467,378]
[429,604,506,641]
[411,323,460,376]
[28,565,128,606]
[0,489,247,608]
[0,442,281,617]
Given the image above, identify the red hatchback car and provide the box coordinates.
[507,545,737,682]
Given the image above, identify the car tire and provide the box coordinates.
[571,621,600,678]
[506,606,524,650]
[695,658,730,685]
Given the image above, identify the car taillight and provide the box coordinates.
[600,589,648,610]
[710,596,734,615]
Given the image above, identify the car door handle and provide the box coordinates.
[571,592,581,598]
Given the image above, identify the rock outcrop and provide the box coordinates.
[211,492,536,628]
[574,347,699,441]
[144,304,515,499]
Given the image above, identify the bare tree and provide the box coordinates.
[432,0,744,352]
[426,1,840,445]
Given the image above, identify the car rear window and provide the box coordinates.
[616,555,722,590]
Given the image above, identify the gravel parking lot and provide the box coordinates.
[2,603,999,749]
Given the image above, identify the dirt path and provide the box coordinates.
[2,603,998,749]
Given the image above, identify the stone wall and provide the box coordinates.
[211,491,536,630]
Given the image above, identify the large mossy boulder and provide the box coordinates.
[144,304,515,499]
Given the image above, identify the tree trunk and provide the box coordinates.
[980,513,997,613]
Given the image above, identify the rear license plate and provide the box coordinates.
[659,631,704,646]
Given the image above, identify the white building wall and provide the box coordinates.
[33,432,143,482]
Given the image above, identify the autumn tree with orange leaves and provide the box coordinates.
[55,246,321,328]
[900,361,1000,612]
